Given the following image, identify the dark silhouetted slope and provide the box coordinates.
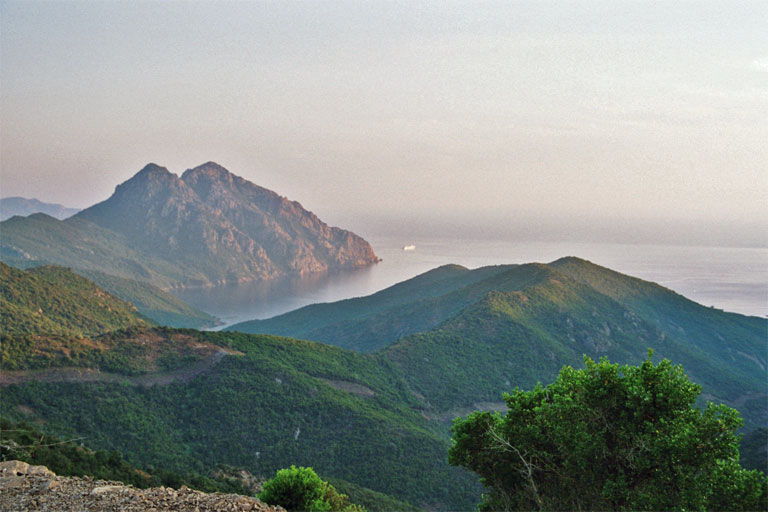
[740,428,768,473]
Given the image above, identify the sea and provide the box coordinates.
[174,236,768,329]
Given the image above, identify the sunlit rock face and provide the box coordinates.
[75,161,379,287]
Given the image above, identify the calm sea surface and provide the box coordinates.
[174,236,768,328]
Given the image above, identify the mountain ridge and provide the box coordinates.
[0,197,80,221]
[1,162,379,289]
[1,258,764,508]
[230,257,767,428]
[384,269,763,418]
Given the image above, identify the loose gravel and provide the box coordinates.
[0,460,283,512]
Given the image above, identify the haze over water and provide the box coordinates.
[176,236,768,328]
[2,1,767,249]
[2,2,766,324]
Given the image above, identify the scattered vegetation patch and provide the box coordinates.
[1,327,229,375]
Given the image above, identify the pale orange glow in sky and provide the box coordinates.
[1,1,766,246]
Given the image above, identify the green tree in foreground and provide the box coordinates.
[259,466,366,512]
[449,352,767,511]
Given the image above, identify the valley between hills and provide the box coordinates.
[1,163,766,510]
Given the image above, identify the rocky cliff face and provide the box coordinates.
[75,162,379,287]
[0,460,282,512]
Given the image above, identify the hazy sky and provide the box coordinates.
[1,1,766,246]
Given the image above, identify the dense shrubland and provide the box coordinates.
[0,418,249,493]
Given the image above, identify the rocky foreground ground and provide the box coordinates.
[0,460,283,512]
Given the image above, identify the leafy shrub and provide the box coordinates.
[449,352,768,511]
[259,466,365,512]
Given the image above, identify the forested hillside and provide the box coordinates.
[383,266,766,429]
[0,262,150,337]
[231,263,529,351]
[230,258,767,429]
[1,258,764,509]
[75,269,217,328]
[0,329,480,509]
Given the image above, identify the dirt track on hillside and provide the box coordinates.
[0,350,239,387]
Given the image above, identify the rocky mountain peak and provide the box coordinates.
[181,162,281,208]
[182,161,232,179]
[181,161,241,197]
[63,161,379,287]
[107,163,187,203]
[134,163,175,180]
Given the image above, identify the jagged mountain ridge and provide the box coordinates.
[1,162,379,288]
[75,162,379,284]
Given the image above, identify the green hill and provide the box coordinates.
[230,258,767,429]
[0,213,187,289]
[228,263,553,352]
[0,328,479,510]
[75,269,217,329]
[551,256,767,384]
[0,260,475,507]
[0,262,150,337]
[2,257,764,508]
[0,263,216,372]
[1,217,217,328]
[384,276,764,427]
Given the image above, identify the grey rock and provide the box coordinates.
[0,460,283,512]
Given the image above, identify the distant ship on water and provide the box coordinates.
[402,245,416,251]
